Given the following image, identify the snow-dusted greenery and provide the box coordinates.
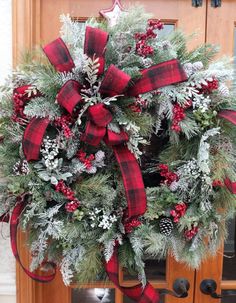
[0,5,236,288]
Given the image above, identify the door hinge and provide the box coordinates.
[211,0,221,7]
[192,0,203,7]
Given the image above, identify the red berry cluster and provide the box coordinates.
[212,179,224,187]
[54,115,73,138]
[135,19,163,57]
[12,93,27,124]
[124,218,142,234]
[200,79,219,94]
[129,97,148,113]
[55,180,80,212]
[171,104,186,133]
[11,86,32,124]
[170,203,187,223]
[184,225,199,240]
[129,103,142,113]
[159,164,178,186]
[76,149,95,169]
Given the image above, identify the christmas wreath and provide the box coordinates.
[1,5,236,302]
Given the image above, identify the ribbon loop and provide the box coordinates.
[128,59,187,96]
[84,26,109,75]
[57,80,83,114]
[43,38,75,72]
[100,64,131,96]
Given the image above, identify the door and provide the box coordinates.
[13,1,236,303]
[194,2,236,302]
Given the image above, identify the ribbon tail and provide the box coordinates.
[10,197,56,282]
[112,145,147,219]
[218,110,236,125]
[0,213,9,222]
[105,246,160,303]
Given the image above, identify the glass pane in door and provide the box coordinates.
[123,259,166,281]
[223,217,236,281]
[72,288,115,303]
[159,24,175,38]
[222,217,236,303]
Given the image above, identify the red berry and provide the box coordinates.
[124,219,141,233]
[212,179,224,187]
[65,200,80,212]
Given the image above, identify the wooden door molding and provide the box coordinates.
[12,0,41,67]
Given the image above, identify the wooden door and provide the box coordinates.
[194,1,236,302]
[12,1,214,303]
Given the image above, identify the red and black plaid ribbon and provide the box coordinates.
[105,245,159,303]
[113,145,147,218]
[57,80,83,114]
[22,117,50,161]
[10,194,56,282]
[0,213,9,222]
[218,109,236,193]
[99,64,131,96]
[43,38,75,72]
[129,59,187,96]
[218,109,236,125]
[82,103,146,219]
[20,25,188,300]
[84,26,109,75]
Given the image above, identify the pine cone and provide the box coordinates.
[183,63,193,78]
[159,218,174,236]
[13,160,30,175]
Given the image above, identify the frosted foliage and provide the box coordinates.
[198,128,220,176]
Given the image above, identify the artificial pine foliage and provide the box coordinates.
[0,5,236,298]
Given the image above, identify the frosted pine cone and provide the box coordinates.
[95,150,105,162]
[183,63,193,78]
[192,61,204,72]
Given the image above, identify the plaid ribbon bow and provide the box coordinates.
[18,25,188,301]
